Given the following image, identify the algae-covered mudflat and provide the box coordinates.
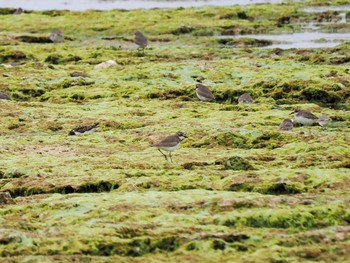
[1,1,350,262]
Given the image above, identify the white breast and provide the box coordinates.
[294,115,317,125]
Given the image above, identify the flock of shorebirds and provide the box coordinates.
[0,30,332,163]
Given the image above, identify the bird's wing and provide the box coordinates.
[197,85,215,99]
[154,135,180,147]
[301,111,318,119]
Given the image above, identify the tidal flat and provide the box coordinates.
[0,1,350,262]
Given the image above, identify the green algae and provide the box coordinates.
[1,1,350,262]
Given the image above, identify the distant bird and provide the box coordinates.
[49,29,63,43]
[195,83,215,102]
[68,123,99,135]
[151,131,188,162]
[279,118,293,131]
[238,93,253,104]
[292,108,318,126]
[13,8,23,15]
[0,91,11,100]
[318,114,331,127]
[134,31,148,49]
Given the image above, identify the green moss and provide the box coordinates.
[224,156,254,171]
[0,1,350,262]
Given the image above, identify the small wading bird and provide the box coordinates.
[134,31,148,54]
[238,93,253,104]
[279,118,293,131]
[49,29,63,43]
[0,91,11,100]
[151,131,188,163]
[195,83,215,102]
[68,123,99,135]
[292,108,318,126]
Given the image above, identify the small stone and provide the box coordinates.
[94,60,117,70]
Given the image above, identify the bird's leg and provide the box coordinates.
[158,149,168,161]
[169,151,173,163]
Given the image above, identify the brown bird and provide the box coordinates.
[195,84,215,102]
[49,29,63,43]
[238,93,253,104]
[151,131,188,162]
[68,123,99,135]
[0,91,11,100]
[279,118,293,131]
[291,108,318,126]
[134,31,148,48]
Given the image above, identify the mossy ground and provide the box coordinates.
[1,1,350,262]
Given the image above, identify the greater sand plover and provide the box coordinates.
[134,31,148,48]
[0,91,11,100]
[49,29,63,43]
[151,131,188,162]
[292,108,318,126]
[279,118,293,131]
[68,123,99,135]
[238,93,253,104]
[195,83,215,102]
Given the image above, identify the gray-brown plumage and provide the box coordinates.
[151,131,188,162]
[292,108,318,126]
[13,8,23,15]
[238,93,253,104]
[68,123,99,135]
[0,91,11,101]
[134,31,148,48]
[279,118,293,131]
[195,84,215,102]
[49,29,63,43]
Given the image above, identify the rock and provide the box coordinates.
[94,60,117,70]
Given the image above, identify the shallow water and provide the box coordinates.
[218,32,350,49]
[0,0,289,11]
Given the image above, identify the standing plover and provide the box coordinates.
[279,118,293,131]
[238,93,253,104]
[292,108,318,126]
[134,31,148,48]
[195,84,215,102]
[151,131,188,162]
[0,91,11,100]
[49,29,63,43]
[13,8,23,15]
[318,114,331,127]
[68,123,99,135]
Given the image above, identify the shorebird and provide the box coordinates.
[0,91,11,100]
[13,8,23,15]
[279,118,293,131]
[134,31,148,54]
[238,93,253,104]
[68,123,99,135]
[292,108,318,126]
[318,114,331,127]
[49,29,63,43]
[195,83,215,102]
[151,131,188,162]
